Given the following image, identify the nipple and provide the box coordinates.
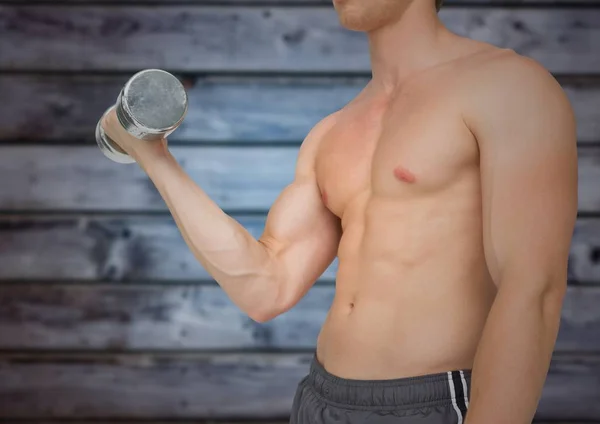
[321,190,328,206]
[393,166,416,183]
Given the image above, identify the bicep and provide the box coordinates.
[259,116,342,310]
[261,176,341,288]
[474,58,578,287]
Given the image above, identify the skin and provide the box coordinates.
[102,0,578,421]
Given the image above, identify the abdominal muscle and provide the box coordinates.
[315,194,497,380]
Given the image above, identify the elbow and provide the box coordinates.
[244,245,303,323]
[247,301,286,323]
[541,277,567,318]
[245,278,287,324]
[522,272,568,323]
[538,268,568,305]
[501,265,567,302]
[248,309,279,324]
[247,278,299,323]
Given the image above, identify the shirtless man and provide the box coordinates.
[102,0,578,422]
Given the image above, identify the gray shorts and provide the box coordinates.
[290,355,471,424]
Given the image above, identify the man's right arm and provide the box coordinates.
[102,111,341,322]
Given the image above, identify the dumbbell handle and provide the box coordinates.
[96,69,188,164]
[95,106,135,164]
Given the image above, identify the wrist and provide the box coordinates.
[133,140,173,173]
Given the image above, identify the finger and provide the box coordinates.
[102,110,130,141]
[104,109,128,134]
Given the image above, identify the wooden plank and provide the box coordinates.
[570,218,600,283]
[0,353,597,419]
[8,422,593,424]
[0,145,599,213]
[0,215,597,282]
[7,420,298,424]
[9,0,600,4]
[0,419,600,424]
[537,355,600,421]
[1,75,599,144]
[0,283,331,350]
[0,353,307,419]
[0,422,286,424]
[0,421,289,424]
[1,6,599,73]
[0,146,296,212]
[0,284,596,351]
[567,80,600,144]
[0,214,334,281]
[5,422,593,424]
[0,75,360,143]
[578,146,600,212]
[559,286,600,351]
[4,420,600,424]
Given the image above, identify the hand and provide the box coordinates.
[101,108,169,163]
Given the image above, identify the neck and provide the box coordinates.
[367,1,452,92]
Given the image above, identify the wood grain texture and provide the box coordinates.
[0,146,599,212]
[0,214,597,282]
[0,353,308,419]
[0,215,336,281]
[0,353,597,419]
[0,284,596,351]
[3,422,593,424]
[2,419,600,424]
[1,6,599,73]
[4,419,600,424]
[569,218,600,283]
[0,283,332,350]
[9,0,600,3]
[0,146,296,212]
[537,356,600,421]
[578,146,600,212]
[1,75,599,144]
[0,75,360,143]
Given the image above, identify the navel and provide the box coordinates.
[393,166,416,183]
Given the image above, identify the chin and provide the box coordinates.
[334,2,389,32]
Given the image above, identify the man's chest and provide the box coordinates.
[314,88,480,218]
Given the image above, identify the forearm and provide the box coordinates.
[137,148,280,320]
[466,277,565,423]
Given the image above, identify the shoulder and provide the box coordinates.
[300,110,340,155]
[295,110,340,176]
[306,110,341,141]
[471,48,563,99]
[462,49,575,145]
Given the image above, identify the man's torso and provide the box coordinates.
[312,43,511,380]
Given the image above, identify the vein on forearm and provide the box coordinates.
[143,151,280,315]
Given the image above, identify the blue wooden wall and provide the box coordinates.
[0,0,599,422]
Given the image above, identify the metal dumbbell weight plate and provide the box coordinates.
[96,69,189,164]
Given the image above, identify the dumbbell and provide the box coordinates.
[96,69,189,164]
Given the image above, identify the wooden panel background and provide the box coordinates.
[0,0,599,422]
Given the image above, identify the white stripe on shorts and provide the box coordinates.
[459,370,469,408]
[447,371,463,424]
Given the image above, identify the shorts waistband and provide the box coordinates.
[305,355,472,410]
